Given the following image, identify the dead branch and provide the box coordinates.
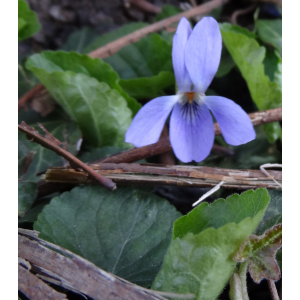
[42,162,282,190]
[18,0,228,110]
[18,265,67,300]
[18,83,44,111]
[89,0,228,59]
[18,122,116,191]
[18,229,194,300]
[94,107,282,164]
[128,0,162,14]
[231,4,257,25]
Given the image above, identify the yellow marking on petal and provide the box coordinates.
[187,92,195,103]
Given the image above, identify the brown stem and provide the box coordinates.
[96,107,282,164]
[18,0,228,110]
[19,229,192,300]
[129,0,162,14]
[89,0,228,59]
[18,122,116,191]
[267,280,280,300]
[230,4,257,25]
[18,83,44,111]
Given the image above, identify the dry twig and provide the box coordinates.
[93,107,282,164]
[89,0,228,59]
[42,162,282,190]
[128,0,162,14]
[18,122,116,191]
[18,229,194,300]
[231,4,257,25]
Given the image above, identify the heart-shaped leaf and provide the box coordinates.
[34,186,181,287]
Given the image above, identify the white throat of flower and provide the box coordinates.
[177,91,205,106]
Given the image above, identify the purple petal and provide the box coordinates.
[125,95,179,147]
[170,102,214,162]
[204,96,256,145]
[172,17,193,92]
[184,17,222,93]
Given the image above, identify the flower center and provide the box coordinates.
[186,92,195,103]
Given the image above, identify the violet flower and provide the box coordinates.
[125,17,255,163]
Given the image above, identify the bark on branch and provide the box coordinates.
[42,162,282,190]
[95,107,282,164]
[18,122,116,191]
[18,229,194,300]
[89,0,228,59]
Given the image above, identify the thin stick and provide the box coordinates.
[129,0,162,14]
[89,0,228,59]
[231,4,256,25]
[18,0,228,110]
[96,107,282,164]
[18,83,44,111]
[267,280,280,300]
[18,122,116,191]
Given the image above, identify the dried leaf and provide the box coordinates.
[234,224,282,283]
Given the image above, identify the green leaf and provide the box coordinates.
[152,214,266,300]
[83,23,148,54]
[173,188,270,239]
[82,23,174,99]
[160,30,175,45]
[34,186,181,287]
[256,214,282,236]
[18,61,39,98]
[26,54,133,147]
[262,189,282,221]
[255,188,282,236]
[119,71,175,99]
[26,51,140,115]
[19,198,51,224]
[18,0,41,42]
[60,27,99,53]
[154,5,182,22]
[104,33,173,80]
[256,19,282,56]
[220,23,282,141]
[220,24,256,39]
[234,224,282,283]
[215,48,235,78]
[79,146,125,162]
[18,110,81,181]
[18,18,27,32]
[18,181,38,217]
